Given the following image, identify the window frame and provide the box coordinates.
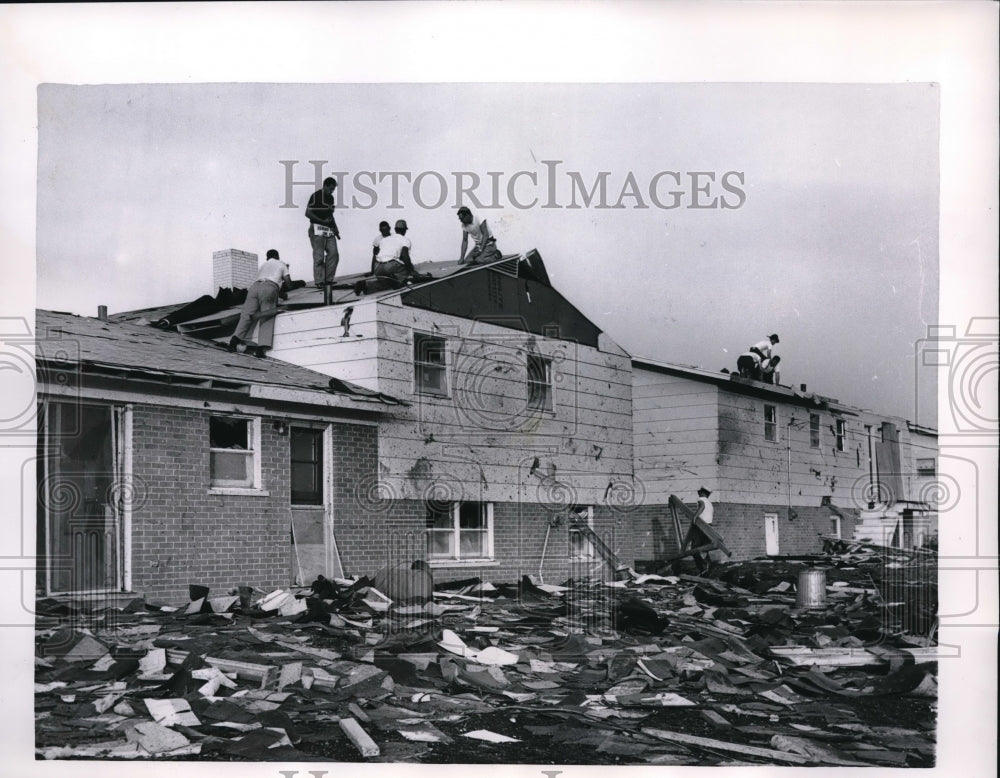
[413,331,450,397]
[567,505,595,560]
[835,418,847,451]
[290,426,325,506]
[208,415,264,494]
[526,353,554,413]
[809,413,821,449]
[764,404,778,442]
[830,515,842,539]
[426,501,494,564]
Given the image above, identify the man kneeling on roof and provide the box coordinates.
[736,333,780,380]
[457,206,502,265]
[229,249,290,351]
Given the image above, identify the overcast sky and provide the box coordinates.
[36,82,939,421]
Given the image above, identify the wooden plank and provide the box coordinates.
[769,646,940,667]
[640,727,810,764]
[339,717,380,757]
[203,657,278,686]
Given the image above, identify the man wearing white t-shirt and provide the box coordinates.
[370,220,392,274]
[457,206,502,265]
[230,249,290,349]
[692,486,719,572]
[373,220,417,280]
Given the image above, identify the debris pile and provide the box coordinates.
[35,555,937,765]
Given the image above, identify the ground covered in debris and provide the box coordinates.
[35,547,936,765]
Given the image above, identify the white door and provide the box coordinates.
[764,513,780,556]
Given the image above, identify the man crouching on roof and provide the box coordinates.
[457,206,502,265]
[372,219,419,281]
[229,249,290,351]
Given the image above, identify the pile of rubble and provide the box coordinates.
[35,552,937,765]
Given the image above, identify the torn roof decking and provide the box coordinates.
[36,309,404,410]
[111,251,604,349]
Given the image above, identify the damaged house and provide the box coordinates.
[35,248,937,603]
[37,249,636,601]
[629,357,938,562]
[34,309,401,603]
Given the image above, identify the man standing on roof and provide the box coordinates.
[230,249,290,350]
[457,206,501,265]
[370,220,392,274]
[736,333,780,380]
[372,219,418,281]
[306,177,341,286]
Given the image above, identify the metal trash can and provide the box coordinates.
[796,568,828,609]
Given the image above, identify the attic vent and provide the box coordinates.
[487,273,504,306]
[490,257,520,278]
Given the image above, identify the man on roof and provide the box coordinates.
[370,220,392,274]
[760,354,781,385]
[457,206,502,265]
[306,177,341,286]
[229,249,290,351]
[372,219,419,281]
[736,333,780,381]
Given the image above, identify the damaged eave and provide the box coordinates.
[41,358,253,394]
[249,384,408,409]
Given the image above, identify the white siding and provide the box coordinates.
[632,368,720,503]
[374,304,634,504]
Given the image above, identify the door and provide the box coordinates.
[290,426,330,585]
[39,402,123,594]
[764,513,780,556]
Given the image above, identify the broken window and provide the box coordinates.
[835,418,847,451]
[810,414,821,448]
[426,501,493,561]
[916,458,936,477]
[413,332,448,395]
[567,505,595,559]
[764,404,778,442]
[526,354,553,412]
[290,428,324,505]
[209,416,258,489]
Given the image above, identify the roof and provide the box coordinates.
[111,254,536,336]
[35,310,405,410]
[631,355,855,414]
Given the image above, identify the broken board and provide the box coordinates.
[660,495,732,574]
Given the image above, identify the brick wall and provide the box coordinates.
[129,404,378,603]
[334,500,636,586]
[632,501,859,563]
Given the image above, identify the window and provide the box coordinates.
[426,501,493,561]
[290,428,324,505]
[567,505,595,559]
[810,414,821,448]
[527,354,553,412]
[414,332,448,395]
[764,405,778,442]
[916,458,936,477]
[209,416,259,489]
[835,419,847,451]
[830,516,842,539]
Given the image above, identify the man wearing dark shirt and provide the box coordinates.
[306,177,341,286]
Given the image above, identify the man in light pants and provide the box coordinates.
[306,177,341,286]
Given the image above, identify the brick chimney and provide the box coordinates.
[212,249,258,291]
